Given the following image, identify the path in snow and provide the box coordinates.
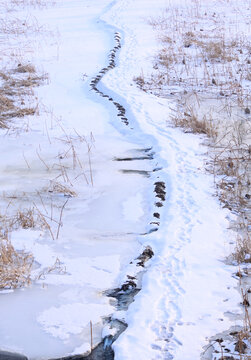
[101,0,241,359]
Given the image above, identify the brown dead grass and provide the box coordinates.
[14,208,37,229]
[0,237,33,289]
[172,105,219,139]
[48,181,77,197]
[203,41,235,62]
[0,64,47,128]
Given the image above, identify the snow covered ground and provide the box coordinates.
[0,0,247,359]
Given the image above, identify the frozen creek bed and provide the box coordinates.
[0,0,243,359]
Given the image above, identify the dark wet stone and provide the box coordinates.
[153,167,163,172]
[150,221,160,226]
[121,280,137,291]
[155,193,165,201]
[136,246,154,266]
[229,331,239,336]
[154,181,166,201]
[51,341,114,360]
[86,343,114,360]
[215,338,223,343]
[153,212,160,219]
[108,287,140,311]
[155,202,163,207]
[0,351,28,360]
[114,155,153,161]
[139,247,154,259]
[120,169,151,177]
[154,181,165,189]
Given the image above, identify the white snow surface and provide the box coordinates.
[0,0,242,359]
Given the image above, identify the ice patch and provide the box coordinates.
[37,302,114,340]
[122,193,144,222]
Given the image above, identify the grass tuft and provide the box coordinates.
[0,237,33,289]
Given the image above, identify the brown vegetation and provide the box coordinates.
[0,237,33,289]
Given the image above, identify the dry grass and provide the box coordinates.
[1,0,55,9]
[202,41,235,63]
[157,49,175,69]
[0,15,45,36]
[0,64,47,128]
[235,232,251,264]
[0,0,62,292]
[48,181,77,197]
[13,208,37,229]
[0,0,50,131]
[0,237,33,289]
[37,257,66,281]
[172,106,218,138]
[133,75,145,89]
[0,94,14,112]
[15,63,35,74]
[139,1,251,104]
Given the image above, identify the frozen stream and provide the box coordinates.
[0,0,242,359]
[0,0,165,358]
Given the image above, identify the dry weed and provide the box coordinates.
[37,257,66,281]
[0,64,47,128]
[157,49,175,69]
[48,181,77,197]
[0,237,33,289]
[172,106,218,139]
[14,208,37,229]
[15,63,35,74]
[2,0,55,9]
[202,41,234,63]
[133,75,145,89]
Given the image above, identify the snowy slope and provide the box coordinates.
[0,0,242,359]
